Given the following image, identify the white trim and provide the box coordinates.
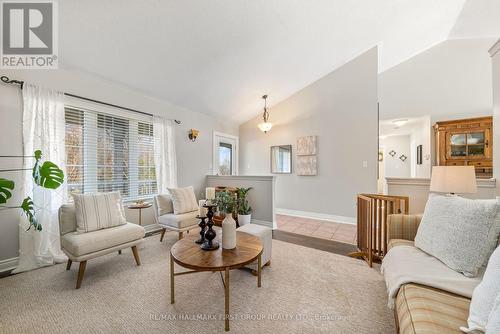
[0,257,18,273]
[386,177,496,188]
[276,208,356,225]
[250,218,275,229]
[206,175,274,182]
[212,131,239,175]
[489,39,500,57]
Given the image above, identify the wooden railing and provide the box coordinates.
[349,194,409,267]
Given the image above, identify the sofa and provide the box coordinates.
[383,214,481,334]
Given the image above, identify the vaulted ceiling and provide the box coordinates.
[59,0,500,123]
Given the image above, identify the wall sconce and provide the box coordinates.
[188,129,199,142]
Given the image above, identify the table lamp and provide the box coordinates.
[429,166,477,195]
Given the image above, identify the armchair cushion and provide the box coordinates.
[387,214,422,243]
[167,186,198,214]
[61,222,144,256]
[155,194,174,216]
[59,204,78,235]
[73,191,126,233]
[157,210,198,230]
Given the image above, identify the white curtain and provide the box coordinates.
[153,116,178,193]
[13,83,67,273]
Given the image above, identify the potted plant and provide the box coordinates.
[215,190,237,249]
[0,150,64,231]
[236,187,252,226]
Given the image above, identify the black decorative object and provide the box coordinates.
[399,154,408,162]
[201,204,219,251]
[417,145,423,165]
[389,150,396,157]
[195,216,207,244]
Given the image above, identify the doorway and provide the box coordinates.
[213,131,238,175]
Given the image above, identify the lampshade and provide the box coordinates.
[429,166,477,194]
[258,122,273,133]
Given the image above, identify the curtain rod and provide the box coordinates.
[0,75,181,124]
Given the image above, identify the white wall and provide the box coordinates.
[0,68,238,264]
[409,116,432,178]
[380,135,411,178]
[239,48,379,221]
[379,39,495,122]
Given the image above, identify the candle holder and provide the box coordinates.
[195,216,207,244]
[201,203,219,251]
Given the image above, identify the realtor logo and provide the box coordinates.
[1,0,58,68]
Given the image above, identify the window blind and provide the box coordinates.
[65,106,157,201]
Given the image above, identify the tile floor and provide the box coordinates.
[276,214,357,245]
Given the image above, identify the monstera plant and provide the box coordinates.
[0,150,64,231]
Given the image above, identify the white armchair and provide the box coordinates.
[154,194,199,241]
[58,204,145,289]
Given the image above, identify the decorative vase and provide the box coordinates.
[237,214,251,226]
[222,214,237,249]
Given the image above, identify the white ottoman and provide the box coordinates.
[237,223,272,272]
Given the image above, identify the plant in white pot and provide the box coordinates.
[236,187,253,226]
[215,190,237,249]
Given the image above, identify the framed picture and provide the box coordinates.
[296,155,317,176]
[297,136,317,155]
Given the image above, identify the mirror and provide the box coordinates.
[271,145,292,174]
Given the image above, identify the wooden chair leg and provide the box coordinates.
[131,245,141,266]
[178,231,183,240]
[160,228,166,242]
[66,259,72,270]
[265,260,271,267]
[76,261,87,289]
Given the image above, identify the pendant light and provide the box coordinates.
[258,94,273,133]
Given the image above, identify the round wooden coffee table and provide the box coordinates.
[170,231,263,332]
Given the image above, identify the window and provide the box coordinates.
[213,132,238,175]
[65,107,157,201]
[218,142,233,175]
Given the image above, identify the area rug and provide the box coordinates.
[0,232,395,333]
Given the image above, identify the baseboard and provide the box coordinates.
[0,257,18,273]
[276,208,356,225]
[250,219,275,229]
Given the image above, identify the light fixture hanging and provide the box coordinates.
[258,94,273,133]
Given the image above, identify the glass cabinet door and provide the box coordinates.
[450,133,466,156]
[467,132,485,156]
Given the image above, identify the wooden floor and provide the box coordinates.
[273,229,357,256]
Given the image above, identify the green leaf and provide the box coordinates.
[34,161,64,189]
[20,197,41,231]
[0,178,15,204]
[34,150,42,160]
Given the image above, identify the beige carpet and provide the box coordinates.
[0,232,395,334]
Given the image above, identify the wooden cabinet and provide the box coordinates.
[434,116,493,178]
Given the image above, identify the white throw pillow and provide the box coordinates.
[461,246,500,333]
[486,294,500,334]
[155,194,174,216]
[167,186,198,214]
[73,192,126,233]
[414,194,499,277]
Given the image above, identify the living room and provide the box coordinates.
[1,1,500,333]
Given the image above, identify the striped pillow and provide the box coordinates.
[73,192,127,233]
[167,186,198,214]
